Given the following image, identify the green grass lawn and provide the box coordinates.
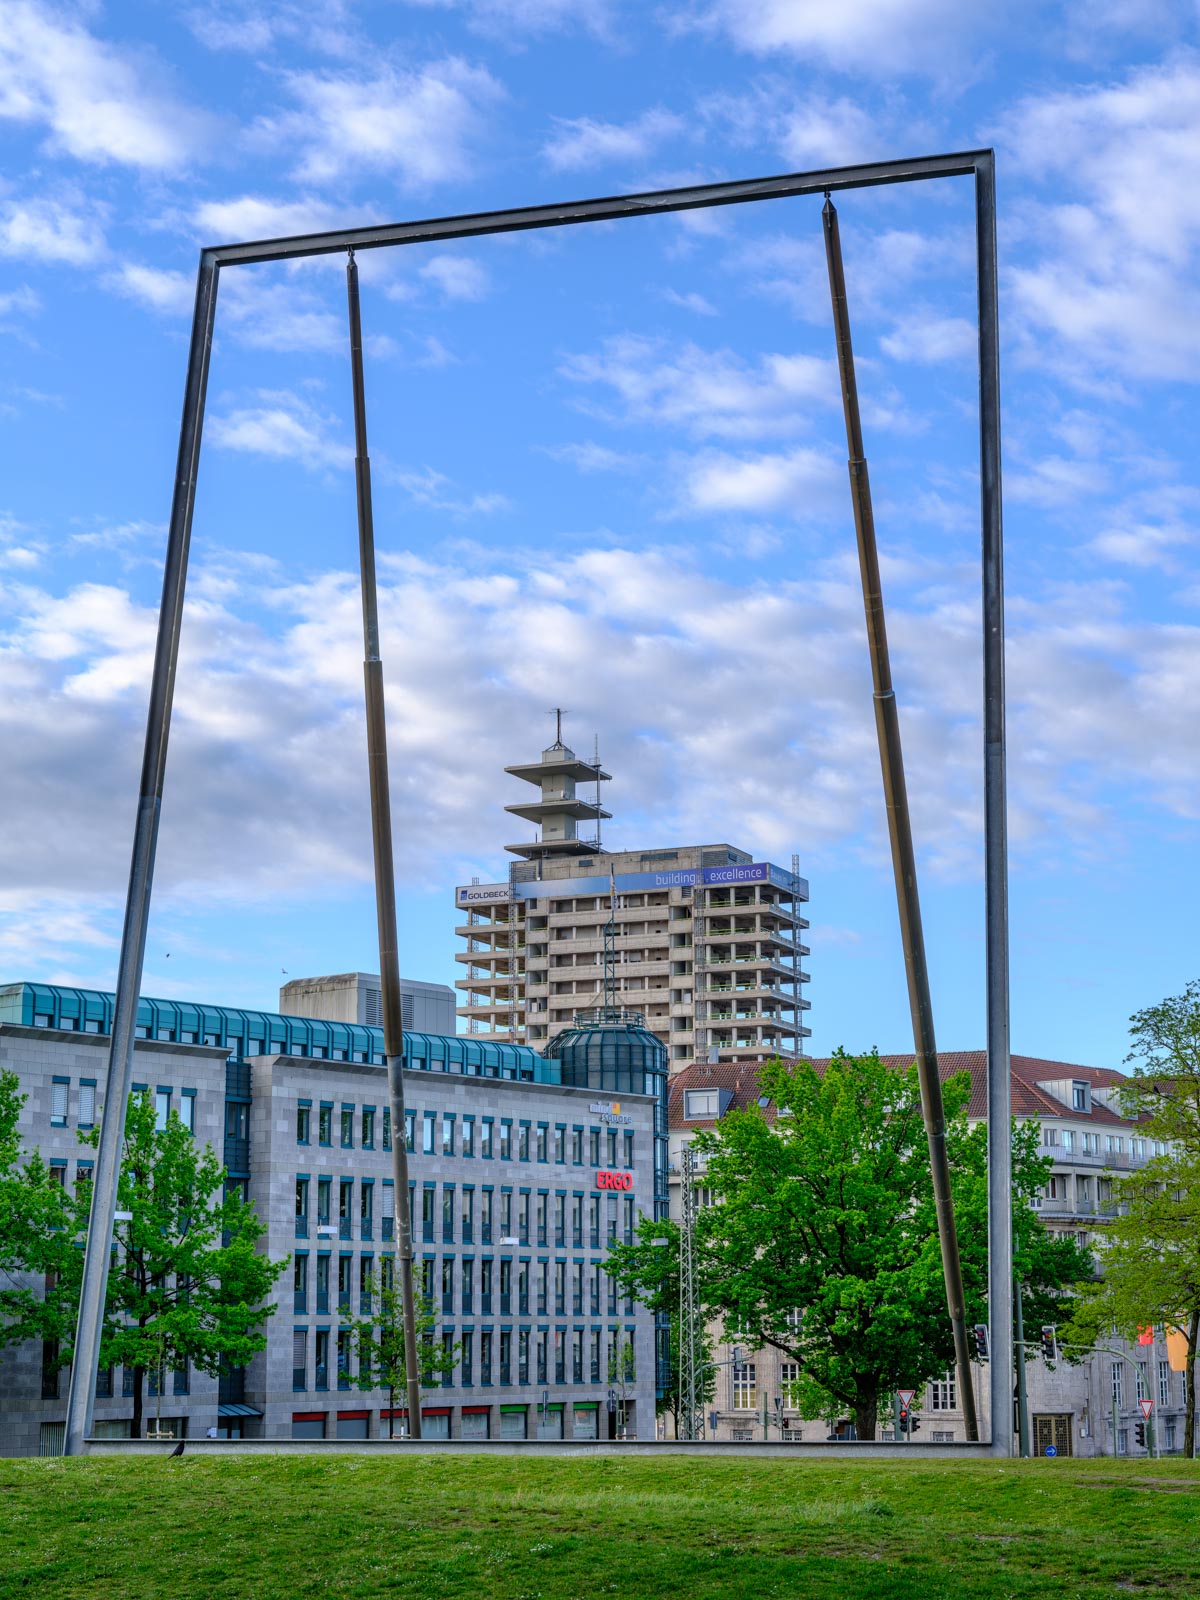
[2,1454,1198,1599]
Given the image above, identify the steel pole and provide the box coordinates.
[1014,1278,1030,1457]
[821,197,979,1442]
[975,152,1014,1458]
[63,254,220,1457]
[345,252,423,1439]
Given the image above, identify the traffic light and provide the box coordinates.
[972,1323,990,1361]
[898,1406,909,1435]
[1134,1420,1146,1448]
[908,1411,921,1434]
[1040,1325,1058,1362]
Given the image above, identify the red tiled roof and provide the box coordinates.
[668,1051,1139,1131]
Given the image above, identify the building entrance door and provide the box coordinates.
[1033,1414,1073,1457]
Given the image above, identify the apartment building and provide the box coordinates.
[455,732,811,1070]
[0,980,667,1455]
[665,1053,1184,1456]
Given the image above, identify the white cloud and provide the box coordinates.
[220,276,345,352]
[418,253,491,301]
[0,194,106,264]
[208,389,351,469]
[662,288,717,316]
[186,0,355,55]
[880,312,976,364]
[0,283,39,320]
[0,0,213,169]
[689,0,972,74]
[107,262,195,315]
[1002,61,1200,381]
[778,95,883,167]
[541,441,642,474]
[560,334,838,438]
[402,0,615,39]
[384,465,511,517]
[542,109,685,172]
[193,194,369,242]
[260,59,505,188]
[679,444,841,516]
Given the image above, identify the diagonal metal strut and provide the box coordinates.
[821,196,980,1442]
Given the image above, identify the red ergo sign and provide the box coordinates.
[596,1170,633,1191]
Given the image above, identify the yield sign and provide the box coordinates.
[898,1389,916,1408]
[1139,1398,1154,1418]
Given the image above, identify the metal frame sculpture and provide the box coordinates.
[62,151,1012,1457]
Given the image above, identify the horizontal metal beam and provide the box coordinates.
[208,150,990,267]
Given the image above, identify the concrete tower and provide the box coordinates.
[503,711,610,862]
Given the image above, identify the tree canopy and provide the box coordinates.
[610,1051,1091,1439]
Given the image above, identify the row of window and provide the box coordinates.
[291,1323,637,1393]
[1044,1128,1162,1158]
[292,1251,637,1320]
[296,1103,635,1169]
[294,1176,637,1248]
[292,1405,607,1441]
[47,1077,196,1133]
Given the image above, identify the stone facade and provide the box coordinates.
[0,987,662,1455]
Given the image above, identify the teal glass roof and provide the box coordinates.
[0,982,558,1084]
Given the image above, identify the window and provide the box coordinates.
[1043,1127,1058,1147]
[481,1329,493,1387]
[1159,1360,1171,1408]
[317,1176,332,1226]
[360,1183,374,1239]
[50,1078,69,1127]
[295,1178,310,1237]
[623,1130,634,1168]
[315,1329,329,1389]
[443,1117,456,1157]
[361,1107,375,1148]
[382,1182,395,1241]
[481,1188,493,1243]
[482,1118,494,1159]
[339,1179,353,1239]
[732,1362,757,1410]
[930,1373,956,1410]
[297,1105,311,1144]
[337,1329,351,1388]
[685,1089,718,1120]
[341,1108,354,1148]
[442,1256,454,1315]
[1061,1129,1074,1153]
[404,1110,415,1151]
[422,1185,435,1241]
[1112,1363,1124,1406]
[519,1124,530,1161]
[294,1253,308,1314]
[536,1124,548,1162]
[1107,1136,1125,1155]
[589,1129,600,1166]
[315,1255,329,1313]
[572,1128,583,1165]
[1045,1176,1066,1202]
[461,1258,474,1314]
[780,1363,800,1405]
[461,1328,474,1386]
[78,1081,96,1129]
[1136,1361,1148,1401]
[293,1330,307,1391]
[462,1117,475,1157]
[423,1114,436,1155]
[500,1120,512,1160]
[318,1105,332,1146]
[443,1187,455,1243]
[1072,1081,1090,1111]
[1083,1132,1098,1154]
[607,1129,618,1167]
[553,1125,565,1163]
[462,1187,474,1242]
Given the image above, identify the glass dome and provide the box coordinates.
[544,1006,667,1095]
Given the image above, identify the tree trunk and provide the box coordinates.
[388,1381,395,1440]
[854,1394,878,1442]
[1186,1309,1199,1460]
[131,1366,144,1439]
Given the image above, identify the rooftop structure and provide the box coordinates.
[503,713,610,862]
[457,731,811,1072]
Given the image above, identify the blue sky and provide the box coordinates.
[2,0,1199,1068]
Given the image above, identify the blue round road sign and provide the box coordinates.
[1044,1445,1058,1457]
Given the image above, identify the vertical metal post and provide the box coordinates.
[821,197,979,1443]
[677,1142,701,1440]
[975,152,1014,1458]
[346,250,423,1439]
[1014,1278,1030,1457]
[63,253,220,1458]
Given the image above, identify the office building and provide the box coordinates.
[666,1053,1181,1455]
[280,972,456,1036]
[455,730,811,1070]
[0,980,667,1456]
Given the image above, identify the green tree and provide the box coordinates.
[612,1052,1091,1441]
[1064,981,1200,1455]
[0,1071,77,1354]
[344,1261,457,1438]
[62,1092,287,1438]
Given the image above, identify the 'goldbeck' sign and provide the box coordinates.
[596,1170,633,1191]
